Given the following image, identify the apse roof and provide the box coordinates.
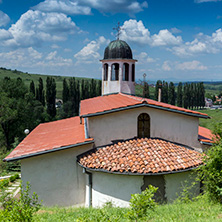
[78,137,204,175]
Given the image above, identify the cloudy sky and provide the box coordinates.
[0,0,222,81]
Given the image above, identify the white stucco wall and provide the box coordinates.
[88,107,200,148]
[91,172,143,207]
[89,170,199,207]
[21,144,93,207]
[164,171,200,202]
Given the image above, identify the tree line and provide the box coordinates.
[0,76,101,151]
[143,80,205,109]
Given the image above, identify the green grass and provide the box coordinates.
[198,109,222,131]
[33,195,222,221]
[0,68,96,99]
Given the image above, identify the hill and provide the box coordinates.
[0,67,95,99]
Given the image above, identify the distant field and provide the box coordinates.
[0,68,96,99]
[1,67,221,99]
[198,109,222,131]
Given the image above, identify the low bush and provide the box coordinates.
[127,185,158,221]
[0,182,41,222]
[0,178,9,188]
[9,173,20,182]
[199,140,222,203]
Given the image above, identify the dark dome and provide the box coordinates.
[103,40,133,60]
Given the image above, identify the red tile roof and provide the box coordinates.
[198,126,214,144]
[78,138,204,175]
[80,93,209,119]
[4,117,93,161]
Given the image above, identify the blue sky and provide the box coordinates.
[0,0,222,82]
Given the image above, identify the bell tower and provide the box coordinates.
[100,39,137,95]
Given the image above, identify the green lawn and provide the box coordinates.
[198,109,222,131]
[33,195,222,222]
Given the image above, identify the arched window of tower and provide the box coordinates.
[132,64,135,82]
[103,63,108,81]
[111,63,119,81]
[123,63,129,81]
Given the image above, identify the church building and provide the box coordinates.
[4,39,213,207]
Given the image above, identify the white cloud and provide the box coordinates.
[74,36,109,64]
[176,60,207,70]
[161,60,207,71]
[0,47,42,67]
[51,44,60,49]
[136,52,156,63]
[1,10,79,47]
[0,47,72,71]
[34,0,148,15]
[172,28,222,56]
[162,61,171,71]
[120,19,182,47]
[33,0,91,15]
[120,20,151,45]
[0,11,10,27]
[152,29,182,46]
[0,29,12,41]
[170,27,182,34]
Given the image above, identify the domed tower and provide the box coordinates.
[101,40,137,95]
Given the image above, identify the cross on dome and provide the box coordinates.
[113,22,123,40]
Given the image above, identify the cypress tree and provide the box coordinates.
[69,78,76,116]
[193,83,198,109]
[143,82,150,98]
[96,80,102,96]
[183,83,188,109]
[91,79,97,98]
[62,79,69,103]
[39,77,45,106]
[162,81,168,103]
[75,80,80,115]
[168,82,176,105]
[46,77,56,119]
[200,82,205,108]
[30,80,35,96]
[81,79,85,100]
[177,82,183,107]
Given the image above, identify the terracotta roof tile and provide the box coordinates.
[80,93,209,118]
[198,126,214,144]
[4,116,93,161]
[78,138,204,175]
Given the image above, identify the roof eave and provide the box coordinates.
[4,140,94,162]
[199,140,213,146]
[77,162,200,176]
[81,103,209,119]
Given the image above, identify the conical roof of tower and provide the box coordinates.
[103,40,133,60]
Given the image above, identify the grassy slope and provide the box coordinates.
[0,68,95,99]
[198,109,222,131]
[33,195,222,221]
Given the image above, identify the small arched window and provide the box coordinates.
[123,63,129,81]
[132,64,135,82]
[103,63,108,81]
[111,63,119,81]
[138,113,150,138]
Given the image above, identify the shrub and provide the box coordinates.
[9,173,20,182]
[0,178,9,188]
[127,185,158,221]
[0,182,41,222]
[199,140,222,203]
